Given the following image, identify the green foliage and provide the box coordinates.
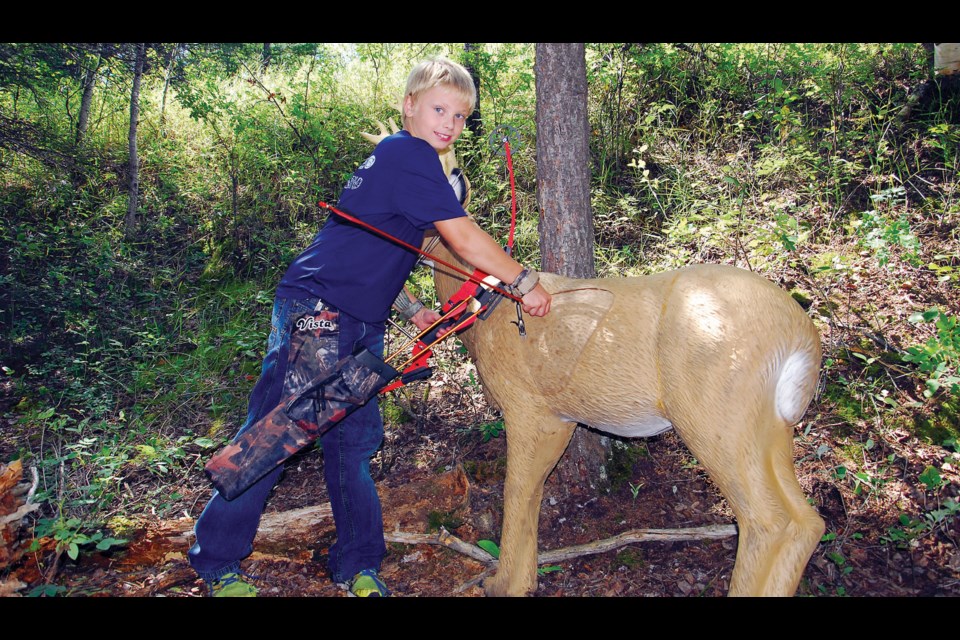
[818,529,865,595]
[852,188,921,267]
[477,539,500,558]
[478,419,504,442]
[31,516,127,561]
[27,584,68,597]
[918,465,944,490]
[888,499,960,544]
[475,539,561,576]
[833,459,893,500]
[905,309,960,398]
[912,400,960,446]
[458,417,505,443]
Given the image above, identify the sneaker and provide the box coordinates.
[210,572,258,597]
[348,569,390,597]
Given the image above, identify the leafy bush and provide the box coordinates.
[905,309,960,398]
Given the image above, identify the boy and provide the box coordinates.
[188,57,551,597]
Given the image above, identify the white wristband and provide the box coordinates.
[511,268,540,297]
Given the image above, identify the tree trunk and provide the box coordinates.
[71,46,101,186]
[536,44,595,277]
[75,47,100,147]
[534,43,609,499]
[935,42,960,75]
[159,44,178,132]
[261,43,272,73]
[462,43,483,139]
[895,43,960,131]
[124,43,145,236]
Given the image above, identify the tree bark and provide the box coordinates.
[535,43,595,278]
[895,43,960,132]
[261,43,272,73]
[75,47,100,147]
[534,43,609,499]
[124,43,145,236]
[462,43,484,139]
[159,44,178,132]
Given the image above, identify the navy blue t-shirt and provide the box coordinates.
[276,131,467,322]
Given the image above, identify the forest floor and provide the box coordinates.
[4,222,960,600]
[7,340,960,600]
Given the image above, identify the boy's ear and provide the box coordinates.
[402,93,415,118]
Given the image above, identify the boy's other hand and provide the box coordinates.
[411,308,456,339]
[411,307,442,332]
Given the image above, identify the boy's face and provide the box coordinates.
[403,86,470,152]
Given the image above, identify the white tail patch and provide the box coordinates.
[775,350,816,424]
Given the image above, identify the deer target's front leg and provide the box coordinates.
[484,410,575,597]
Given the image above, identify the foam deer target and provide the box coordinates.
[362,122,825,597]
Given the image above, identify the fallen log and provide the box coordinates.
[0,460,41,596]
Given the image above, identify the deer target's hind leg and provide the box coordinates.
[483,410,575,597]
[674,407,824,597]
[733,428,825,597]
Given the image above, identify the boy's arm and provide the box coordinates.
[433,216,551,317]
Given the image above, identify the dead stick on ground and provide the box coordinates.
[386,527,495,563]
[537,524,737,564]
[384,523,738,566]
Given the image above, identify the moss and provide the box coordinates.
[837,441,866,464]
[822,382,866,431]
[380,397,411,426]
[462,457,507,483]
[912,399,960,446]
[808,251,854,272]
[605,441,649,491]
[614,548,645,569]
[427,509,464,533]
[105,515,142,536]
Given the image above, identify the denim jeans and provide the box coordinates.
[188,296,387,584]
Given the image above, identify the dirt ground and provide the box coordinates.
[5,245,960,600]
[8,352,959,600]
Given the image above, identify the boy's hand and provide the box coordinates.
[411,308,457,339]
[521,284,551,317]
[411,307,442,332]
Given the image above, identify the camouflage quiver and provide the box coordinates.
[205,347,398,500]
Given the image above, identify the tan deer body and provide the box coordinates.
[430,242,824,597]
[359,120,823,596]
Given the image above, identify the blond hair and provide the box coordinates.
[402,57,476,121]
